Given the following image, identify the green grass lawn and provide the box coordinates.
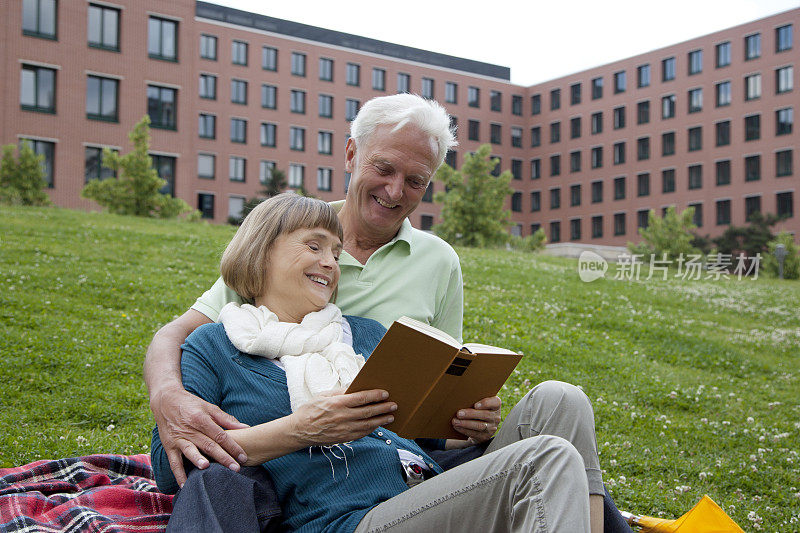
[2,206,798,530]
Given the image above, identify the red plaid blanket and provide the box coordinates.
[0,454,172,532]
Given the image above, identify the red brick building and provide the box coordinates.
[3,1,797,245]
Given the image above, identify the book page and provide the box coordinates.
[397,316,460,348]
[463,342,518,355]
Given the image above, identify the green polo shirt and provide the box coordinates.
[191,202,464,342]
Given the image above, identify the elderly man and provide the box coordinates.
[145,94,620,532]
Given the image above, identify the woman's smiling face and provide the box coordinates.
[257,227,342,322]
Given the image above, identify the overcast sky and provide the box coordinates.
[211,0,799,85]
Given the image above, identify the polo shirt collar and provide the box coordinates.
[330,199,414,253]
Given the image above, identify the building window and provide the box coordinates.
[444,150,457,169]
[197,153,214,180]
[288,164,304,188]
[152,154,176,196]
[716,120,731,146]
[716,41,731,68]
[512,95,523,115]
[529,125,541,147]
[688,50,702,75]
[230,118,247,144]
[570,150,581,173]
[716,81,731,106]
[23,0,57,39]
[637,137,650,160]
[570,184,581,206]
[688,164,702,190]
[511,192,522,212]
[662,94,676,119]
[550,121,560,143]
[231,79,247,105]
[591,216,603,238]
[468,120,480,142]
[550,221,561,243]
[662,131,675,156]
[588,79,603,102]
[372,68,386,91]
[198,193,214,219]
[716,160,731,185]
[530,191,541,211]
[776,66,793,93]
[531,93,541,114]
[637,172,650,197]
[260,122,276,147]
[531,159,541,179]
[261,84,276,109]
[291,52,306,76]
[228,196,245,221]
[776,24,793,52]
[777,150,793,177]
[148,16,177,61]
[147,85,176,129]
[745,33,761,60]
[317,167,332,191]
[511,127,522,148]
[346,63,360,86]
[345,99,359,122]
[637,100,650,124]
[613,176,626,200]
[88,4,119,51]
[199,74,216,99]
[613,106,625,129]
[777,192,794,218]
[511,158,522,179]
[398,73,411,94]
[613,142,625,165]
[550,154,561,176]
[745,74,761,100]
[662,169,676,193]
[86,75,117,121]
[198,113,215,139]
[689,203,703,227]
[418,215,433,231]
[591,112,602,134]
[745,196,761,221]
[467,86,480,107]
[591,181,603,203]
[591,146,603,169]
[490,90,502,111]
[745,155,761,181]
[744,114,760,141]
[614,213,626,236]
[290,126,305,151]
[662,57,676,81]
[421,182,434,202]
[262,46,277,71]
[688,126,702,151]
[688,88,703,113]
[570,218,581,241]
[231,40,247,65]
[570,117,581,139]
[318,57,333,81]
[637,210,650,229]
[84,146,116,183]
[550,188,561,209]
[613,71,626,93]
[317,131,332,155]
[490,124,502,144]
[445,82,457,104]
[716,199,731,225]
[200,34,217,60]
[570,83,581,105]
[318,94,333,118]
[290,89,305,114]
[20,64,56,113]
[259,160,275,185]
[550,88,561,110]
[637,64,650,88]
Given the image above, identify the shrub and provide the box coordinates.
[0,142,51,206]
[763,232,800,279]
[628,206,700,261]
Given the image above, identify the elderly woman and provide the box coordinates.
[151,193,592,532]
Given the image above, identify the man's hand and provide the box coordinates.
[289,389,397,446]
[151,385,250,486]
[451,395,502,444]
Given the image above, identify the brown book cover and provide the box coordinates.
[346,316,522,439]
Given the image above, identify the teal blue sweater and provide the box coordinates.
[151,316,444,533]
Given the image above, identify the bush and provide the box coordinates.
[763,232,800,279]
[628,206,700,261]
[509,228,547,252]
[0,142,51,206]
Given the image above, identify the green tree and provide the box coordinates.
[509,228,547,253]
[232,168,288,224]
[433,144,513,247]
[628,206,700,261]
[81,116,193,218]
[0,142,51,206]
[713,212,781,258]
[762,232,800,280]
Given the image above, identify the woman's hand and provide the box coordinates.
[451,395,502,445]
[289,389,397,446]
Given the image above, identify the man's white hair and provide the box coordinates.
[350,93,457,170]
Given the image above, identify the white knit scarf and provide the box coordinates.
[218,302,365,412]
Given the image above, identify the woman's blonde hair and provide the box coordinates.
[220,192,342,300]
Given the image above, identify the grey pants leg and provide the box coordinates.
[354,436,590,533]
[485,380,604,496]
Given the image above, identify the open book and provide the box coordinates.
[346,316,522,439]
